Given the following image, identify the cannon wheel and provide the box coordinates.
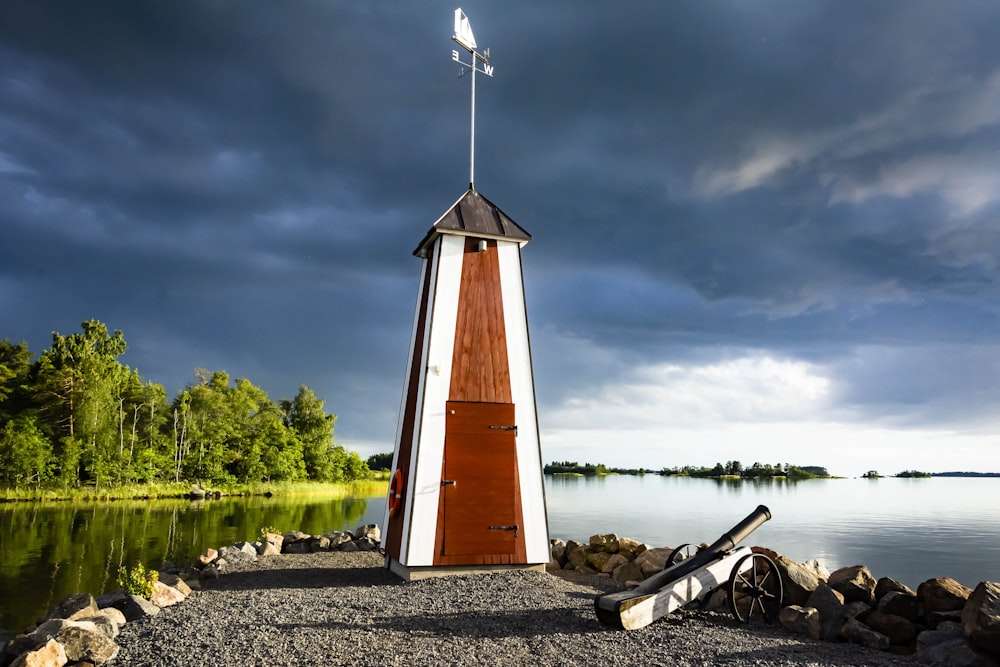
[727,552,783,623]
[667,543,699,566]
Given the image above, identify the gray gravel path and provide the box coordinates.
[112,552,916,666]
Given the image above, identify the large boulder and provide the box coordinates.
[841,617,890,651]
[963,581,1000,658]
[775,555,822,606]
[875,576,914,601]
[355,524,380,542]
[195,548,218,568]
[585,550,613,572]
[45,593,98,622]
[635,547,671,578]
[55,623,119,665]
[157,572,192,596]
[920,578,974,616]
[149,581,186,608]
[878,590,919,623]
[589,533,619,554]
[104,594,160,622]
[9,638,67,667]
[612,559,644,585]
[779,605,821,640]
[617,537,644,559]
[564,541,587,569]
[828,565,876,605]
[602,553,628,574]
[863,609,918,646]
[550,539,567,567]
[806,583,846,641]
[916,637,997,667]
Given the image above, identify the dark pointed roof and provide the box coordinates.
[414,188,531,257]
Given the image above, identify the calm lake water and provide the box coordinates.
[2,475,998,639]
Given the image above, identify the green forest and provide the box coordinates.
[545,460,831,479]
[0,320,367,491]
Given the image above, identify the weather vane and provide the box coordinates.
[451,8,493,190]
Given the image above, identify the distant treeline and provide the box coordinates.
[0,320,368,491]
[544,461,830,479]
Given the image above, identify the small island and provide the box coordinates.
[544,461,832,480]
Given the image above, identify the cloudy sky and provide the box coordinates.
[2,1,999,478]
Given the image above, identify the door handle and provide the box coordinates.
[441,480,456,486]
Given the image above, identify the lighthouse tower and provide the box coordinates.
[380,187,549,579]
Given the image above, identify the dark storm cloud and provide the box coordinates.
[2,1,1000,460]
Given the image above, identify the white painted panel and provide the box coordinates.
[497,241,550,563]
[382,258,430,550]
[405,234,465,565]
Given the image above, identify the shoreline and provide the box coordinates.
[107,551,911,667]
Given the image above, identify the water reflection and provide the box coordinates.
[545,474,1000,592]
[0,494,384,638]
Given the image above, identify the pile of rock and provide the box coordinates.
[550,534,1000,665]
[0,576,192,667]
[1,524,381,667]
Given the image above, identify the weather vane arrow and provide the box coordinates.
[450,8,493,190]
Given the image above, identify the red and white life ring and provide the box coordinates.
[388,469,404,515]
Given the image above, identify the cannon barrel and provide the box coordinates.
[628,504,772,596]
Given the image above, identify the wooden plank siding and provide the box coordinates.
[448,237,512,404]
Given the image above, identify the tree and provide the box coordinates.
[282,386,336,481]
[367,452,393,471]
[0,416,53,489]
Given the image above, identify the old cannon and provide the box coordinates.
[594,504,783,630]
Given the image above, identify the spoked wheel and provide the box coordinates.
[728,552,783,623]
[667,543,699,566]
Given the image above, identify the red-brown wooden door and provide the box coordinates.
[436,401,525,563]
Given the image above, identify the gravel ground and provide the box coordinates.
[111,552,918,666]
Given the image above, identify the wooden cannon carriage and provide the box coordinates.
[594,505,783,630]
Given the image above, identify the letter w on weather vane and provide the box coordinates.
[450,8,493,189]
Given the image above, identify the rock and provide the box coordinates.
[617,537,644,559]
[806,583,846,641]
[875,576,915,601]
[919,578,973,615]
[235,542,258,557]
[75,612,121,641]
[635,547,670,578]
[863,609,918,645]
[612,559,644,585]
[283,530,309,544]
[963,581,1000,658]
[917,637,997,667]
[843,601,872,619]
[200,564,220,580]
[258,541,281,557]
[589,534,619,554]
[195,548,218,568]
[328,532,353,549]
[775,555,822,606]
[355,524,380,541]
[841,617,890,651]
[356,537,378,552]
[309,536,330,552]
[283,541,309,554]
[339,541,359,553]
[828,565,876,605]
[149,581,186,608]
[157,572,192,596]
[879,590,920,622]
[602,554,628,574]
[779,605,821,640]
[9,638,67,667]
[104,594,160,622]
[918,626,965,651]
[928,609,965,630]
[802,559,831,581]
[158,560,179,575]
[564,541,587,569]
[45,593,98,622]
[550,539,567,566]
[262,532,284,552]
[584,550,612,572]
[55,624,118,665]
[218,546,256,565]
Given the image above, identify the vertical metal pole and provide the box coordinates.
[470,60,476,189]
